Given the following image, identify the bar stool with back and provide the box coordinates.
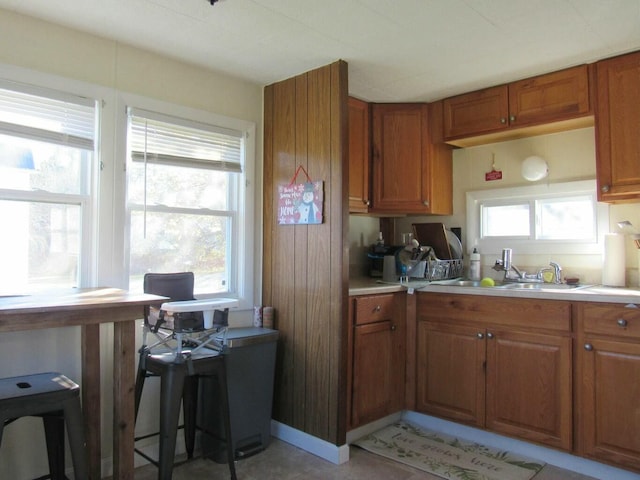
[134,272,237,480]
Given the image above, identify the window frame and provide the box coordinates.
[119,93,256,308]
[0,78,100,290]
[466,179,608,256]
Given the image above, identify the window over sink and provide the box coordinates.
[467,179,608,255]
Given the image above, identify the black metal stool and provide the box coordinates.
[0,372,88,480]
[135,352,237,480]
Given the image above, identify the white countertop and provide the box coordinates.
[349,277,640,305]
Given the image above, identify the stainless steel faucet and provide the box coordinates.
[493,248,562,284]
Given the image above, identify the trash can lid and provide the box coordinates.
[219,327,279,348]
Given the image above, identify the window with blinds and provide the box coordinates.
[0,81,97,291]
[126,108,245,296]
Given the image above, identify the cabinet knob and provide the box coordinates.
[601,185,610,193]
[364,200,370,206]
[617,318,628,327]
[477,332,484,339]
[373,305,381,312]
[486,332,494,339]
[391,324,397,331]
[500,117,507,124]
[584,343,593,351]
[423,200,429,207]
[509,115,516,122]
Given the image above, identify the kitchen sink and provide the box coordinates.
[434,279,591,291]
[501,282,590,290]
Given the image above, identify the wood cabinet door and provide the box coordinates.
[352,320,404,427]
[348,97,370,213]
[509,65,591,128]
[443,85,509,140]
[485,328,572,451]
[371,103,428,213]
[579,337,640,471]
[416,321,485,427]
[595,51,640,202]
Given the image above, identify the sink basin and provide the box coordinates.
[437,279,506,288]
[434,279,591,291]
[501,283,591,290]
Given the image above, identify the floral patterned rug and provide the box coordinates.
[354,421,545,480]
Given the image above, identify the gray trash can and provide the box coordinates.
[199,327,279,462]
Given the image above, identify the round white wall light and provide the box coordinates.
[521,155,548,181]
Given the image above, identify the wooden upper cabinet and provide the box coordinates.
[370,102,452,215]
[509,65,591,126]
[443,85,509,139]
[444,65,593,147]
[348,97,371,213]
[595,51,640,203]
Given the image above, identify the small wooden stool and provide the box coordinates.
[0,372,87,480]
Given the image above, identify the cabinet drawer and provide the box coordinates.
[354,294,395,325]
[417,292,571,332]
[581,303,640,339]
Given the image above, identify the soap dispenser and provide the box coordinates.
[469,247,481,281]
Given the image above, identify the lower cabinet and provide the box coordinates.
[576,302,640,472]
[416,293,573,451]
[348,292,406,429]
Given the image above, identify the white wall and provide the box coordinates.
[0,8,263,478]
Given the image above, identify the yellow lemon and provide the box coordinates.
[480,277,495,287]
[542,271,554,283]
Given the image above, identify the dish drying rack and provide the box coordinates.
[422,258,464,281]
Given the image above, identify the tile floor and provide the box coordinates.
[128,437,601,480]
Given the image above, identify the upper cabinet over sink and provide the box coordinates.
[443,65,594,147]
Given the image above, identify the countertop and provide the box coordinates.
[349,276,640,305]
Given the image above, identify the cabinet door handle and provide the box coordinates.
[423,200,429,207]
[601,184,610,193]
[509,115,516,122]
[477,332,484,339]
[391,324,397,331]
[500,117,507,124]
[364,200,370,206]
[584,343,593,351]
[486,332,494,339]
[373,305,381,312]
[617,318,628,327]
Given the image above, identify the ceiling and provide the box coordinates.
[0,0,639,102]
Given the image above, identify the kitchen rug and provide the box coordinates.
[353,421,544,480]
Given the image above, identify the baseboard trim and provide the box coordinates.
[270,420,350,464]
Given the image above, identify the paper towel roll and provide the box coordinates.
[382,255,397,283]
[602,233,625,287]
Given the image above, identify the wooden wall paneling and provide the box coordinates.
[263,60,348,445]
[303,66,330,438]
[269,78,298,425]
[292,71,309,431]
[331,60,350,444]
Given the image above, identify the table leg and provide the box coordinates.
[113,321,136,480]
[81,324,102,480]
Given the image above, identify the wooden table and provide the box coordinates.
[0,288,165,480]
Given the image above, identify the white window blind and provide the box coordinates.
[127,107,242,173]
[0,80,95,150]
